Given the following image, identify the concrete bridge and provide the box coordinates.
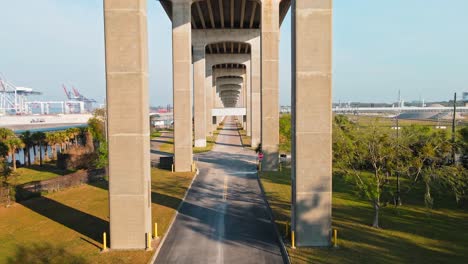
[103,0,331,251]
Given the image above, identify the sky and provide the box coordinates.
[0,0,467,107]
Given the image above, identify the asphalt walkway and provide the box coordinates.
[154,117,283,264]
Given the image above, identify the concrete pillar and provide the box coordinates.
[172,1,192,171]
[242,73,247,129]
[249,36,261,147]
[212,79,217,130]
[193,45,206,147]
[245,62,251,136]
[261,0,280,171]
[103,0,151,249]
[206,67,213,136]
[292,0,333,247]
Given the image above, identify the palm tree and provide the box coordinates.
[32,132,46,167]
[5,137,25,171]
[0,141,10,181]
[0,128,15,141]
[45,132,59,160]
[66,127,80,146]
[20,131,33,166]
[55,132,68,153]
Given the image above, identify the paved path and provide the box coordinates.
[150,131,173,164]
[154,117,284,264]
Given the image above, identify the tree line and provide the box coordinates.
[0,127,84,171]
[0,108,108,182]
[333,115,468,227]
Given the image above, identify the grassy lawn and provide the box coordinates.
[260,169,468,264]
[0,167,195,264]
[156,127,223,154]
[158,137,174,154]
[344,114,467,128]
[193,134,218,153]
[150,130,161,138]
[193,123,224,153]
[7,164,75,185]
[237,128,252,147]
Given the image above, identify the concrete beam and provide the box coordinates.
[206,53,250,66]
[213,68,245,78]
[103,0,151,250]
[292,0,333,247]
[216,77,243,86]
[218,84,241,92]
[192,29,260,46]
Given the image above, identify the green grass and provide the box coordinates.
[193,134,218,153]
[156,128,223,154]
[259,169,468,264]
[158,137,174,154]
[150,130,161,138]
[237,128,252,147]
[0,167,195,264]
[193,123,224,153]
[7,164,75,185]
[346,114,467,128]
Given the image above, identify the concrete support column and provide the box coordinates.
[193,45,206,147]
[172,1,192,171]
[103,0,151,249]
[212,80,217,130]
[245,62,251,136]
[206,68,213,136]
[261,0,280,171]
[292,0,333,247]
[249,36,261,147]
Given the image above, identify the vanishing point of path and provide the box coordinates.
[154,117,284,264]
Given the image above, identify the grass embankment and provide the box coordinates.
[0,167,195,264]
[346,114,467,128]
[259,169,468,264]
[192,123,225,153]
[8,164,74,185]
[156,124,224,154]
[193,128,221,153]
[150,130,161,138]
[156,133,174,154]
[238,129,251,147]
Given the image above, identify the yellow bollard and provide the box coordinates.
[154,223,158,238]
[333,229,338,248]
[146,233,151,250]
[291,231,296,249]
[171,164,174,173]
[279,163,282,172]
[102,232,107,251]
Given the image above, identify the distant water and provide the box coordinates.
[8,145,58,166]
[14,124,88,134]
[9,124,88,165]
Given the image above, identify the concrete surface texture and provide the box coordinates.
[154,117,283,264]
[291,0,333,246]
[261,0,280,171]
[103,0,152,249]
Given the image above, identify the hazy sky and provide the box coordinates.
[0,0,467,106]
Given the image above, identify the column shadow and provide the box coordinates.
[20,194,108,244]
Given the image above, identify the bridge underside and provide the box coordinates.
[104,0,332,250]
